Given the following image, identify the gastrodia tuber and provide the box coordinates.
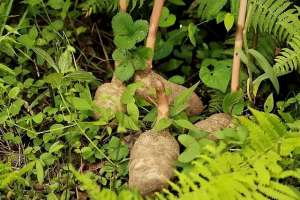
[129,80,179,196]
[195,113,232,140]
[135,71,204,116]
[93,79,126,119]
[93,0,127,119]
[134,0,204,116]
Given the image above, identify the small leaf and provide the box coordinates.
[127,102,139,122]
[168,75,185,84]
[154,118,172,131]
[115,62,135,81]
[8,87,20,99]
[0,63,15,75]
[224,13,234,31]
[264,93,274,113]
[33,112,44,124]
[178,142,200,163]
[174,119,207,136]
[188,23,197,46]
[32,47,59,72]
[159,7,176,28]
[178,134,197,147]
[222,90,245,115]
[49,141,64,153]
[69,97,92,111]
[36,160,44,184]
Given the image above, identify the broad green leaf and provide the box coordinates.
[159,7,176,28]
[169,0,185,6]
[178,134,197,147]
[178,142,200,163]
[121,82,143,104]
[199,59,231,93]
[174,119,206,136]
[65,71,96,82]
[264,93,274,113]
[216,11,226,24]
[224,13,234,31]
[35,160,44,184]
[248,49,280,94]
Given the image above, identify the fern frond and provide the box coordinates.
[273,35,300,74]
[160,110,300,200]
[249,0,300,42]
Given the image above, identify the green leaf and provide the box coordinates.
[264,93,274,113]
[169,0,185,6]
[36,160,44,184]
[222,90,245,115]
[48,0,63,9]
[69,97,92,111]
[49,142,64,153]
[127,102,139,122]
[174,119,207,136]
[248,49,280,94]
[199,59,231,93]
[188,23,197,46]
[159,7,176,28]
[168,75,185,84]
[224,13,234,31]
[170,82,199,116]
[112,13,148,49]
[178,142,200,163]
[58,45,75,74]
[154,118,172,131]
[115,62,135,81]
[0,63,15,75]
[32,47,59,72]
[121,82,143,104]
[33,112,44,124]
[178,134,197,147]
[8,87,20,99]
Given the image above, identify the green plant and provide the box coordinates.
[159,109,300,200]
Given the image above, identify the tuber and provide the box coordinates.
[93,79,126,119]
[128,80,179,196]
[194,113,232,140]
[135,71,204,116]
[134,0,204,116]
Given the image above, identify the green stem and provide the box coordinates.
[0,0,14,36]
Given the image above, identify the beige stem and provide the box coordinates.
[155,80,169,120]
[230,0,248,92]
[145,0,165,72]
[119,0,128,12]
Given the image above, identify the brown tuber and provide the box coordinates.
[194,113,232,140]
[128,80,179,196]
[93,79,126,119]
[135,71,204,116]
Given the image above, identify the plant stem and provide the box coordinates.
[119,0,127,12]
[231,0,248,92]
[0,0,14,36]
[145,0,165,72]
[155,80,169,121]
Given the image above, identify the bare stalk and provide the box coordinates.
[145,0,165,71]
[119,0,128,12]
[155,80,169,121]
[231,0,248,92]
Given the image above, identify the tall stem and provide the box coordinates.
[155,80,169,121]
[145,0,165,72]
[231,0,248,92]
